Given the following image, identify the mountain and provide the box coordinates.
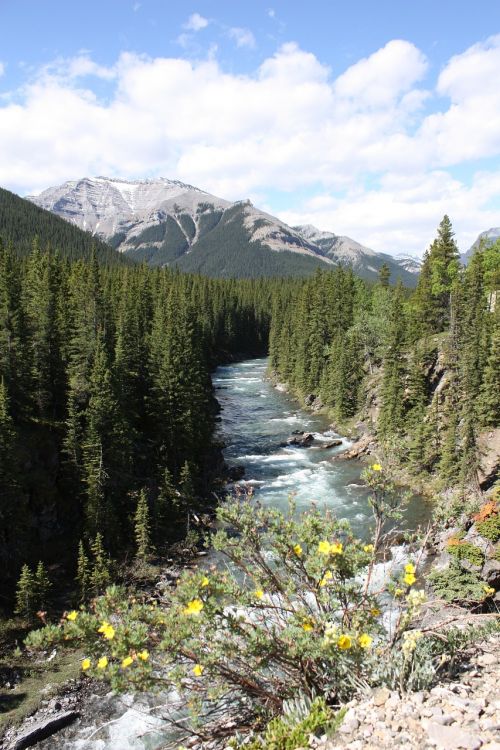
[463,227,500,264]
[27,176,417,283]
[0,186,126,265]
[294,224,419,284]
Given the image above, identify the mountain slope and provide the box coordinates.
[294,224,419,285]
[463,227,500,264]
[0,186,127,264]
[28,176,417,282]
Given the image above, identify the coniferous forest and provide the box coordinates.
[0,215,499,616]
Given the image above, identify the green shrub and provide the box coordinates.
[230,698,345,750]
[476,514,500,543]
[429,561,490,603]
[447,541,484,567]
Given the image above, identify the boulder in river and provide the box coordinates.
[283,432,315,447]
[227,465,245,481]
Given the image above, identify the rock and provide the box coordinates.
[482,559,500,589]
[372,687,391,706]
[304,394,316,406]
[425,721,483,749]
[227,465,245,481]
[337,434,373,460]
[284,432,315,447]
[10,711,79,750]
[321,439,343,449]
[477,652,497,667]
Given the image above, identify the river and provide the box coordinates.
[38,357,425,749]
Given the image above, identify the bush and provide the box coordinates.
[476,514,500,543]
[447,541,484,567]
[429,560,491,604]
[229,697,346,750]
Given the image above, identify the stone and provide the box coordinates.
[477,652,497,667]
[425,721,483,749]
[10,712,79,750]
[372,687,391,706]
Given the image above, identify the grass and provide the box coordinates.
[0,616,82,732]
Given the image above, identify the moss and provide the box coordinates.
[447,541,485,567]
[476,515,500,543]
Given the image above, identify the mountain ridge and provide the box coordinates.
[28,176,418,283]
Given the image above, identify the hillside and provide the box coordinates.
[27,177,418,283]
[0,186,126,264]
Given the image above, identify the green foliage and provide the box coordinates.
[0,186,124,264]
[476,514,500,543]
[231,698,345,750]
[134,489,153,560]
[15,562,51,618]
[429,560,490,604]
[447,542,484,567]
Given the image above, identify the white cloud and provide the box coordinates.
[228,27,256,49]
[267,8,276,18]
[183,13,209,32]
[1,37,499,256]
[0,62,5,78]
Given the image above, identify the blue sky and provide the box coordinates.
[1,0,500,255]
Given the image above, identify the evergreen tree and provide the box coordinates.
[378,283,407,439]
[134,489,153,560]
[89,533,111,595]
[76,540,91,603]
[34,561,51,609]
[15,564,36,619]
[478,306,500,426]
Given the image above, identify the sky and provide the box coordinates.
[1,0,500,257]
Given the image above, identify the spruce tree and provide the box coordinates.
[34,561,51,609]
[89,533,111,595]
[76,540,91,603]
[15,564,36,619]
[134,489,153,560]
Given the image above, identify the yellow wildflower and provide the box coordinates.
[302,621,314,632]
[358,634,373,649]
[370,607,381,617]
[404,573,416,586]
[98,621,110,633]
[193,664,204,677]
[102,624,115,640]
[254,589,264,600]
[394,588,404,597]
[81,658,91,671]
[122,656,134,668]
[483,585,495,597]
[201,576,209,587]
[66,610,78,621]
[404,563,416,574]
[138,650,149,661]
[330,542,343,555]
[363,544,374,554]
[97,656,108,669]
[318,540,331,555]
[319,569,333,587]
[337,634,352,650]
[183,598,204,615]
[293,544,303,557]
[371,463,382,471]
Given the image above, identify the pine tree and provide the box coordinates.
[89,533,111,595]
[15,564,36,619]
[478,306,500,426]
[378,263,391,288]
[34,561,51,609]
[378,283,407,439]
[76,540,91,603]
[134,489,153,560]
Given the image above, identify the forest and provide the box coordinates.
[0,215,499,619]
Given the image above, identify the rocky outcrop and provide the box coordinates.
[310,634,500,750]
[8,711,79,750]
